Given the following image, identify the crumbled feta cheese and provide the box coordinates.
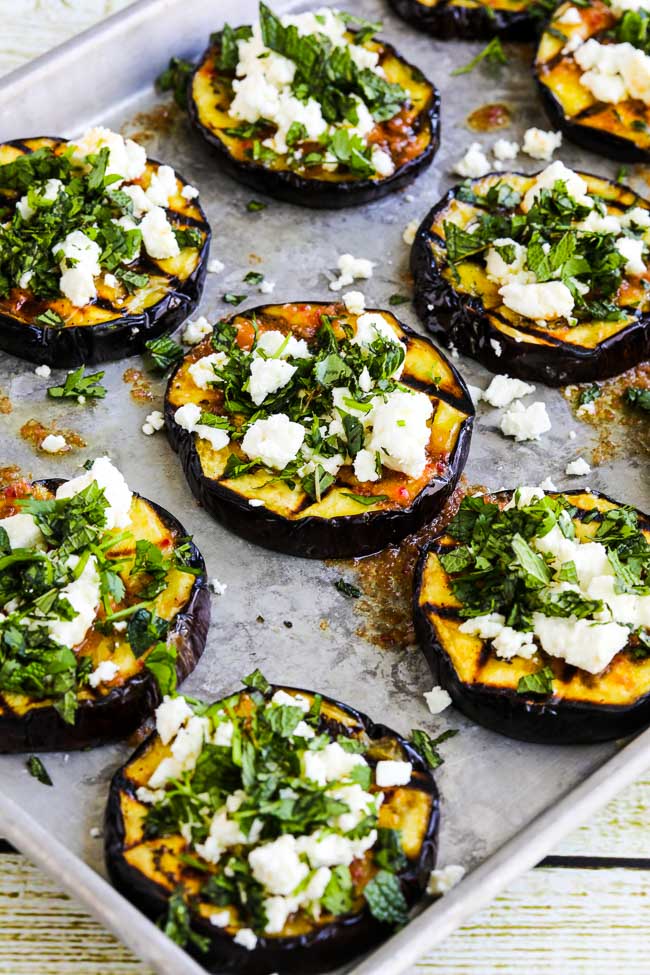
[490,338,503,357]
[459,613,506,639]
[499,280,574,323]
[0,513,45,551]
[565,456,591,476]
[569,430,577,440]
[367,389,433,478]
[255,330,311,359]
[209,911,230,928]
[522,127,562,161]
[59,266,97,307]
[188,352,228,390]
[557,5,582,23]
[233,929,257,951]
[208,258,225,274]
[140,206,180,260]
[241,413,305,469]
[329,253,375,291]
[532,613,629,674]
[272,689,310,711]
[375,760,412,787]
[142,410,165,436]
[16,178,64,221]
[616,235,646,276]
[620,206,650,228]
[41,433,68,453]
[403,219,419,245]
[303,742,366,786]
[43,555,100,648]
[103,272,118,289]
[89,827,102,838]
[492,626,536,660]
[182,315,213,345]
[174,402,230,452]
[539,476,558,490]
[428,864,466,895]
[504,486,545,509]
[72,127,146,181]
[155,695,193,745]
[500,401,551,441]
[522,161,592,212]
[483,374,536,408]
[371,146,395,176]
[34,364,51,378]
[342,290,366,315]
[493,138,520,161]
[453,143,491,178]
[181,184,200,200]
[88,660,120,688]
[575,39,650,107]
[485,239,534,287]
[467,384,483,406]
[424,686,452,714]
[248,356,297,406]
[56,457,133,529]
[146,164,178,207]
[353,448,380,483]
[121,184,152,217]
[209,578,228,595]
[249,835,309,895]
[259,279,276,294]
[353,312,400,349]
[248,498,265,507]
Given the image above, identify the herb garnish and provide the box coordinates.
[516,666,554,696]
[26,755,53,786]
[156,57,196,109]
[335,578,362,598]
[625,386,650,412]
[145,335,184,371]
[246,200,267,212]
[451,38,508,76]
[47,366,107,402]
[410,728,458,769]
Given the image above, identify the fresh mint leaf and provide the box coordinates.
[223,293,246,306]
[410,728,458,769]
[517,665,554,696]
[451,38,508,76]
[242,668,271,693]
[625,386,650,412]
[145,642,177,697]
[47,366,106,402]
[364,870,408,926]
[27,755,53,786]
[341,492,388,506]
[127,609,170,657]
[322,865,354,915]
[145,335,184,371]
[156,56,196,109]
[335,578,362,598]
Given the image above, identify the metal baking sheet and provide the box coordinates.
[0,1,649,973]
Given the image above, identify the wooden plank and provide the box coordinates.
[1,854,649,975]
[552,775,650,858]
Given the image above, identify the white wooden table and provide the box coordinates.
[0,3,649,973]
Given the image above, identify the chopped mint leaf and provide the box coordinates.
[47,366,106,402]
[27,755,53,786]
[517,666,555,696]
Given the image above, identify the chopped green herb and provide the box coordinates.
[341,492,388,507]
[451,38,508,76]
[246,200,267,212]
[625,386,650,412]
[388,293,410,305]
[145,642,177,697]
[410,728,458,769]
[578,384,601,406]
[35,309,64,328]
[144,335,184,371]
[47,366,106,402]
[26,755,53,786]
[334,578,362,598]
[162,889,210,952]
[156,57,196,109]
[364,869,409,926]
[517,666,555,696]
[223,293,246,306]
[243,271,264,285]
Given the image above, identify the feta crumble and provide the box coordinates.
[142,410,165,436]
[453,143,491,179]
[34,364,51,378]
[521,127,562,161]
[428,864,466,895]
[424,686,452,714]
[329,253,375,291]
[565,456,591,476]
[182,315,213,345]
[482,374,535,408]
[41,434,68,453]
[89,660,120,688]
[499,401,551,441]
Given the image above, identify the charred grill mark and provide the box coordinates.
[423,602,461,619]
[477,639,494,671]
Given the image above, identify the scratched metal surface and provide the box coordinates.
[0,0,649,973]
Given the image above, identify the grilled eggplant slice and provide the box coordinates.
[188,9,439,208]
[105,681,439,974]
[411,169,650,385]
[414,488,650,744]
[0,466,209,752]
[388,0,537,41]
[535,1,650,162]
[164,301,473,559]
[0,136,210,367]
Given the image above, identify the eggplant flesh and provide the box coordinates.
[0,478,210,753]
[411,171,650,386]
[0,138,211,367]
[105,685,440,974]
[188,35,440,208]
[164,302,474,559]
[389,0,537,41]
[535,1,650,162]
[414,490,650,744]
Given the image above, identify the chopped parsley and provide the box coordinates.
[451,38,508,77]
[144,335,184,371]
[335,578,362,598]
[26,755,53,786]
[410,728,458,769]
[156,56,196,109]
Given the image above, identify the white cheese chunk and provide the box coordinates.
[499,280,574,323]
[492,626,536,660]
[181,184,200,200]
[403,219,419,245]
[353,312,401,351]
[41,434,68,453]
[34,364,51,378]
[255,329,311,359]
[16,178,64,221]
[493,138,520,161]
[140,206,180,260]
[0,513,45,550]
[146,164,178,207]
[155,694,193,745]
[121,184,153,217]
[522,161,592,212]
[620,206,650,228]
[329,253,375,291]
[56,457,133,530]
[208,258,225,274]
[342,290,366,315]
[616,236,646,276]
[565,456,591,476]
[88,660,120,688]
[367,389,433,479]
[557,5,582,23]
[233,929,257,951]
[522,127,562,161]
[59,267,97,307]
[142,410,165,436]
[43,555,100,649]
[302,741,367,786]
[453,143,491,178]
[424,686,452,714]
[459,613,506,639]
[428,864,466,895]
[483,374,536,408]
[531,613,629,674]
[249,835,309,895]
[484,238,534,287]
[182,315,213,345]
[173,402,230,452]
[371,146,395,177]
[500,400,551,441]
[241,413,305,470]
[248,356,296,406]
[188,352,228,390]
[375,760,412,787]
[271,689,310,712]
[72,127,146,181]
[353,448,380,483]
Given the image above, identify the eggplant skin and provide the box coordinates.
[411,174,650,386]
[414,489,650,745]
[0,138,211,368]
[188,37,440,209]
[388,0,537,40]
[105,685,440,974]
[164,303,474,559]
[0,479,210,754]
